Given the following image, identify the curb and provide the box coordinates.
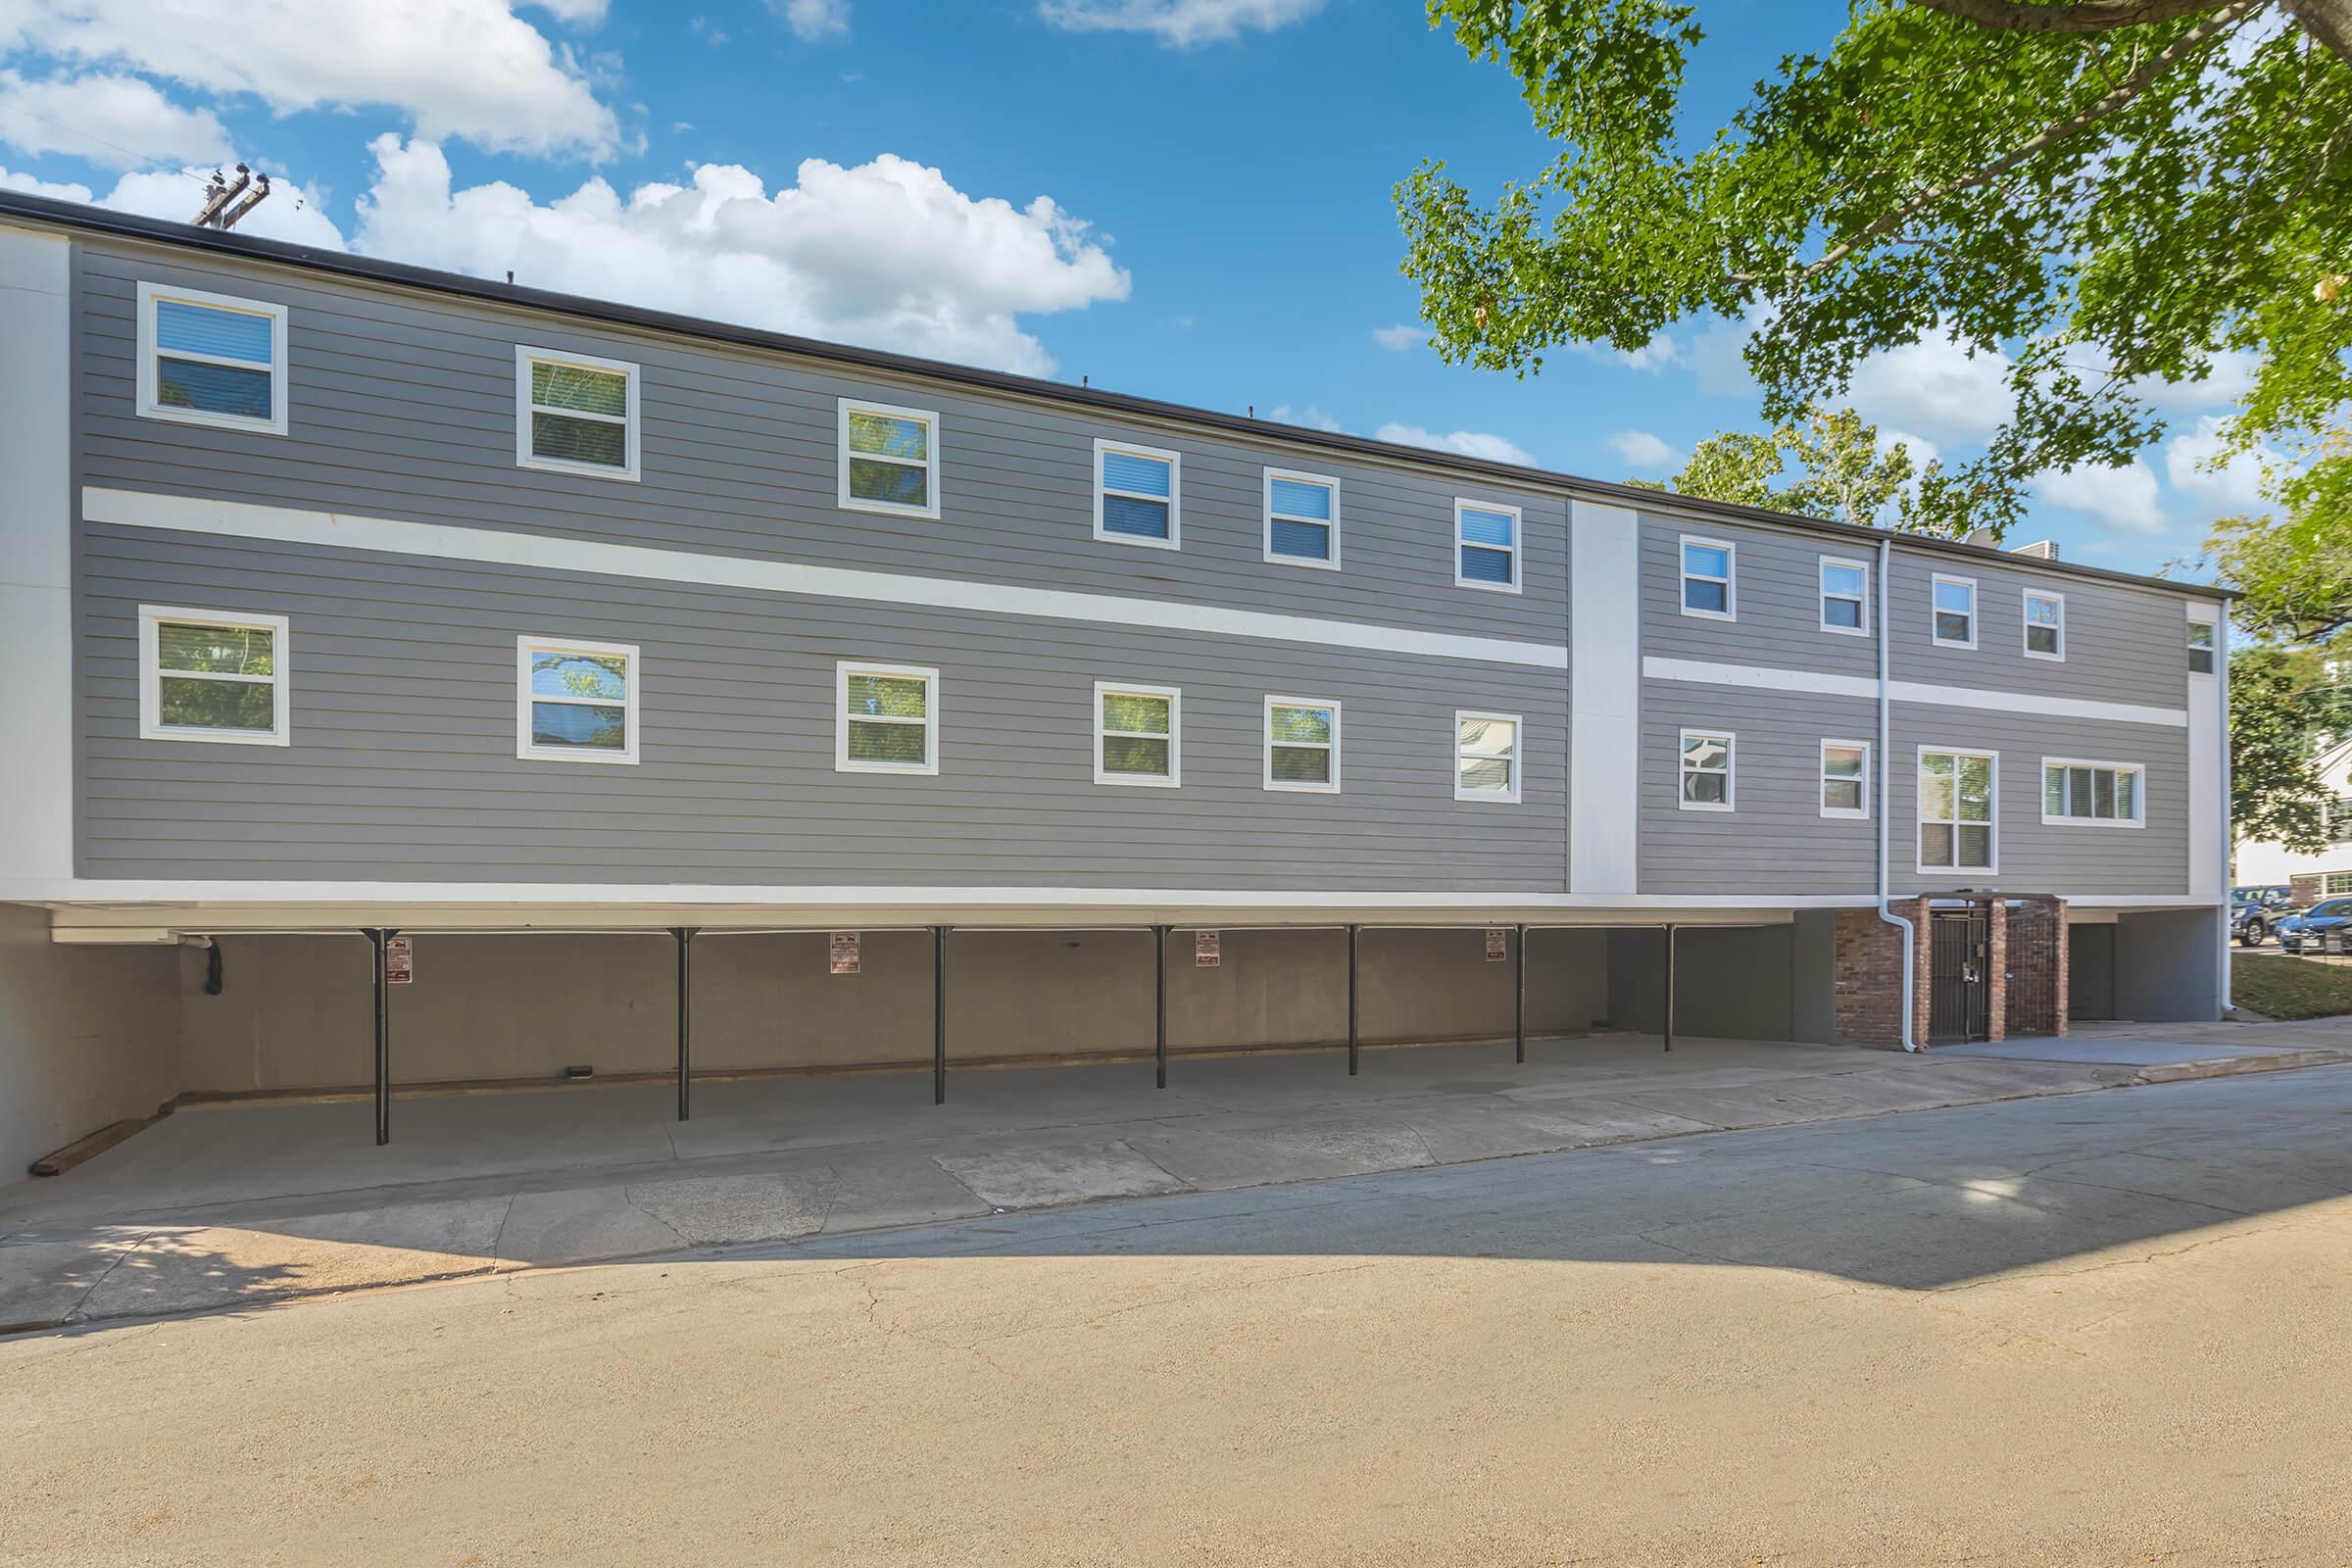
[2131,1050,2352,1085]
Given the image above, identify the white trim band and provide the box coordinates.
[1642,655,2188,729]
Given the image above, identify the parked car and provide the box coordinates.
[2279,899,2352,955]
[2231,886,2301,947]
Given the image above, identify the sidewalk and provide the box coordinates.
[7,1022,2348,1335]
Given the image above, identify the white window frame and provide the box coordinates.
[2325,873,2352,897]
[1453,710,1524,805]
[515,345,640,482]
[135,281,288,436]
[1820,738,1871,820]
[2187,612,2218,677]
[2023,589,2066,662]
[1931,573,1979,650]
[835,661,941,776]
[1452,499,1522,594]
[515,635,640,765]
[1094,680,1181,788]
[1819,556,1871,637]
[2040,757,2146,828]
[1263,695,1342,794]
[1678,728,1736,812]
[1680,536,1737,621]
[138,606,291,746]
[837,397,941,519]
[1918,746,1998,874]
[1262,467,1341,570]
[1094,437,1181,550]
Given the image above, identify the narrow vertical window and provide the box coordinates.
[1264,469,1340,567]
[1455,711,1522,803]
[139,607,289,745]
[836,662,940,774]
[1820,739,1870,818]
[838,399,939,517]
[1679,730,1735,810]
[1095,439,1180,547]
[2187,618,2216,674]
[1454,501,1520,590]
[516,636,638,764]
[1681,538,1736,619]
[2024,590,2065,660]
[136,282,287,435]
[1096,682,1179,786]
[1932,575,1978,648]
[517,347,640,479]
[1920,749,1996,871]
[1820,558,1869,635]
[1265,697,1340,792]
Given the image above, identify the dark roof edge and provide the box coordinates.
[0,188,2233,603]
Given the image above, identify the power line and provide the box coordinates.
[0,99,215,187]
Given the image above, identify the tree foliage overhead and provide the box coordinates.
[1396,0,2352,539]
[2204,426,2352,640]
[2230,645,2340,855]
[1631,404,1984,534]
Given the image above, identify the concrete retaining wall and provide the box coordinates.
[0,904,181,1175]
[1605,925,1797,1041]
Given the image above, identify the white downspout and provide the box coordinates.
[1875,538,1918,1051]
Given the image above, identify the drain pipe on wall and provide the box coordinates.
[1875,537,1919,1051]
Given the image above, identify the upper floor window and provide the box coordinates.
[1932,574,1978,649]
[1265,696,1341,792]
[136,282,287,436]
[516,636,638,764]
[1679,729,1734,810]
[517,347,639,480]
[1454,501,1520,591]
[1096,682,1179,787]
[1821,739,1870,818]
[1920,749,1996,871]
[2042,759,2143,826]
[1820,558,1869,635]
[838,399,939,518]
[139,606,289,746]
[837,662,939,774]
[1264,469,1340,567]
[2328,796,2352,846]
[1681,538,1735,620]
[2024,590,2065,661]
[2187,618,2217,674]
[1095,439,1180,548]
[1455,711,1522,804]
[2325,877,2352,899]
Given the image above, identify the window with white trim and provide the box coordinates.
[1265,696,1340,792]
[2327,796,2352,845]
[1820,557,1869,635]
[1455,711,1521,804]
[136,282,287,435]
[1681,537,1735,619]
[1095,439,1179,547]
[1932,575,1978,648]
[516,347,639,479]
[1920,749,1996,871]
[2024,590,2065,660]
[2187,618,2216,674]
[1821,739,1870,818]
[1096,682,1179,786]
[2326,872,2352,896]
[837,662,939,774]
[1679,729,1734,810]
[838,399,939,517]
[516,637,638,763]
[139,607,289,745]
[1264,468,1339,566]
[2042,759,2143,825]
[1454,501,1519,590]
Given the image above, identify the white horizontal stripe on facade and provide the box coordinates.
[1642,655,2189,729]
[83,487,1570,671]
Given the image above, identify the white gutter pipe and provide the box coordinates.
[1875,537,1919,1051]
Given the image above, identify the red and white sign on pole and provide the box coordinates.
[1194,930,1221,968]
[829,932,861,975]
[384,934,415,985]
[1486,927,1509,962]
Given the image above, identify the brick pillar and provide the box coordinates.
[1985,899,2008,1043]
[1909,896,1934,1049]
[2054,898,2070,1036]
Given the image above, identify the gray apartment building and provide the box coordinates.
[0,190,2232,1169]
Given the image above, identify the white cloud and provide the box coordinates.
[1607,429,1680,472]
[0,70,231,169]
[0,162,90,201]
[1847,331,2014,445]
[1037,0,1326,47]
[2132,347,2260,414]
[1877,427,1938,464]
[1370,323,1421,352]
[772,0,849,40]
[1267,404,1342,432]
[1376,422,1536,467]
[346,136,1128,374]
[79,163,350,247]
[0,0,622,159]
[2034,460,2166,532]
[1576,333,1686,373]
[2164,415,2277,514]
[1687,312,1761,399]
[529,0,611,22]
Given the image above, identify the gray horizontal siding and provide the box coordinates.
[1886,552,2190,708]
[1639,513,1881,678]
[77,525,1568,889]
[74,239,1565,645]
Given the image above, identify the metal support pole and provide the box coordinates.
[673,927,694,1122]
[933,925,948,1105]
[1153,924,1168,1090]
[1347,924,1360,1076]
[1662,922,1676,1054]
[368,928,391,1146]
[1514,923,1527,1064]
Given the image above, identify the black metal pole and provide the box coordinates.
[933,925,948,1104]
[1662,922,1676,1054]
[368,928,391,1146]
[1514,923,1527,1064]
[1347,924,1360,1076]
[674,927,694,1122]
[1153,924,1168,1090]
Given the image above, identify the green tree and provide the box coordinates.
[1634,405,1984,534]
[1396,1,2352,540]
[2231,646,2336,855]
[2204,428,2352,641]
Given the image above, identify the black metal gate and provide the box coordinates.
[1929,907,1990,1043]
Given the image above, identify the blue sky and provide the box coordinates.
[0,0,2264,576]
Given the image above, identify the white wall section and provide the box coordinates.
[0,224,74,884]
[1570,500,1641,895]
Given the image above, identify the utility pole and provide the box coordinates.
[190,163,271,230]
